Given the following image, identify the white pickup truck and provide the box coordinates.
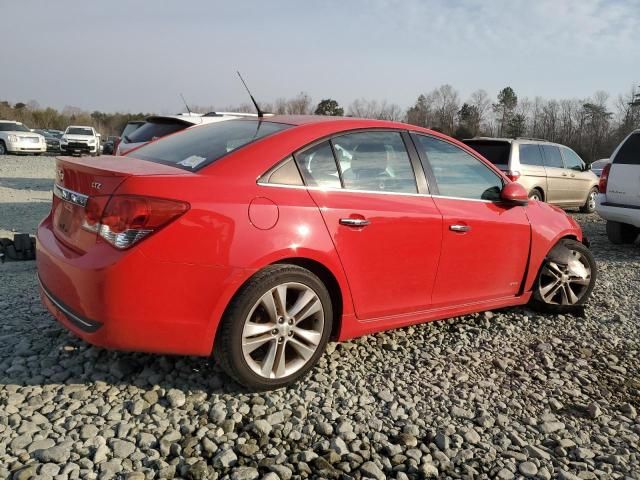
[60,125,101,156]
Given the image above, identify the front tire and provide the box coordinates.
[606,221,639,245]
[580,187,598,213]
[214,264,333,390]
[529,239,596,313]
[0,141,7,155]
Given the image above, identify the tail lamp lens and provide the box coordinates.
[83,195,189,249]
[599,163,611,194]
[506,170,521,181]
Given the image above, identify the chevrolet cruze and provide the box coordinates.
[37,116,597,389]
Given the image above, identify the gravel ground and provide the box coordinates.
[1,154,639,480]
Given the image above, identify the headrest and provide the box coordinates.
[352,143,388,174]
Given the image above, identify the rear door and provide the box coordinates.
[560,147,592,204]
[541,145,568,203]
[607,131,640,207]
[517,143,547,195]
[412,134,530,306]
[295,131,443,320]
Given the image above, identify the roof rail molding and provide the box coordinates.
[516,137,549,142]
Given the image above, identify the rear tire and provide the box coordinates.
[529,189,543,202]
[0,141,7,155]
[214,264,333,390]
[580,187,598,213]
[529,239,596,314]
[606,221,639,245]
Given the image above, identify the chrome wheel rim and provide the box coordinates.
[538,250,591,305]
[587,191,597,211]
[530,192,541,201]
[242,282,324,379]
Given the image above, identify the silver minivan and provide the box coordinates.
[464,137,600,213]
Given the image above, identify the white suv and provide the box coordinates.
[0,120,46,155]
[115,112,260,156]
[60,125,101,156]
[596,130,640,244]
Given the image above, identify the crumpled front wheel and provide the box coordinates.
[529,239,597,313]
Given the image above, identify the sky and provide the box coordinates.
[1,0,639,114]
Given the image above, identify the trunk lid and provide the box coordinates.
[52,155,187,252]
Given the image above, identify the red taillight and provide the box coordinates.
[506,170,521,181]
[599,163,611,194]
[84,195,189,249]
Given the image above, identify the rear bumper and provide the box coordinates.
[36,215,247,356]
[596,196,640,228]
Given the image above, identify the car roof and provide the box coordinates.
[66,125,93,129]
[145,112,260,126]
[463,136,573,148]
[0,120,21,124]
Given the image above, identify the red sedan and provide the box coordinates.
[37,116,597,389]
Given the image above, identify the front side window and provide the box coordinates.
[561,148,585,171]
[541,145,564,168]
[415,135,502,201]
[294,142,341,189]
[519,144,544,166]
[132,120,291,170]
[614,132,640,165]
[331,131,417,193]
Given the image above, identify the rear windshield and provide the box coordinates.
[124,120,186,144]
[131,119,291,171]
[121,122,144,139]
[614,132,640,165]
[67,127,93,135]
[463,140,511,165]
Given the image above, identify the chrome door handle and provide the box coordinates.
[449,224,471,232]
[340,218,370,227]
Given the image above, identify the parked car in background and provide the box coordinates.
[113,120,145,154]
[101,136,118,155]
[33,129,62,153]
[590,158,610,177]
[37,116,596,389]
[115,112,260,155]
[463,137,599,213]
[0,120,46,155]
[60,126,101,156]
[596,130,640,244]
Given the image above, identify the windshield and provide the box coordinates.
[66,127,94,136]
[463,140,511,166]
[0,122,30,132]
[125,120,187,144]
[132,119,291,170]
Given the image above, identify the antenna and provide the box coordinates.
[237,71,264,118]
[180,93,192,115]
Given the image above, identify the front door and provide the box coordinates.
[560,147,593,204]
[411,133,531,306]
[294,132,443,320]
[541,144,569,203]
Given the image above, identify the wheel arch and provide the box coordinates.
[530,186,545,201]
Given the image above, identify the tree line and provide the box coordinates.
[3,84,639,162]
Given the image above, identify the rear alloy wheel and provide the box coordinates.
[215,265,332,390]
[530,239,596,313]
[529,190,543,202]
[580,188,598,213]
[606,221,639,245]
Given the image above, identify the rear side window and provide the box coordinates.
[263,157,304,186]
[125,120,187,143]
[519,144,544,166]
[614,132,640,165]
[415,135,502,201]
[121,122,144,138]
[332,131,417,193]
[131,120,291,170]
[294,142,341,189]
[463,140,511,166]
[561,148,585,171]
[541,145,564,168]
